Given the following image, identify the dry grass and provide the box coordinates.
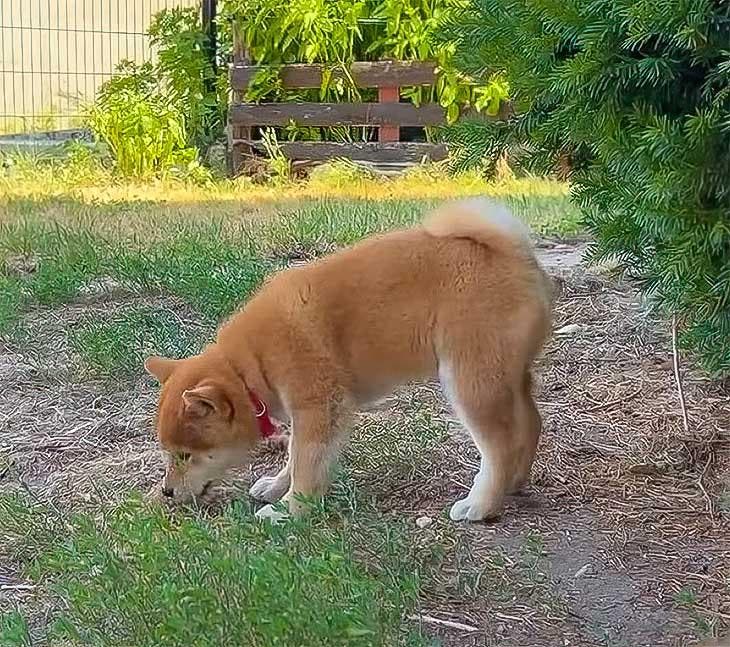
[2,240,728,646]
[0,157,567,207]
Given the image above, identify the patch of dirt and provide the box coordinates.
[1,242,729,647]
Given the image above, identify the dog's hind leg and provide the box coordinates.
[439,358,522,522]
[508,370,541,494]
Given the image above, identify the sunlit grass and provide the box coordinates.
[0,155,581,350]
[0,150,574,218]
[70,306,211,377]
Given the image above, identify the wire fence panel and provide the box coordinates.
[0,0,199,134]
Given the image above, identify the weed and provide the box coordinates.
[0,493,430,647]
[149,7,225,149]
[84,6,223,177]
[675,588,698,607]
[87,70,196,177]
[0,276,26,334]
[718,489,730,514]
[260,128,292,185]
[307,159,376,191]
[675,587,715,639]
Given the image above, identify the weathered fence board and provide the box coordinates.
[231,61,437,91]
[228,102,445,128]
[233,141,449,163]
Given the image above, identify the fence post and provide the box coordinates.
[378,86,400,143]
[229,20,252,175]
[202,0,217,87]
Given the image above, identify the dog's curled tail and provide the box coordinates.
[422,198,533,255]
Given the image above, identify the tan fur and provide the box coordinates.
[146,199,553,521]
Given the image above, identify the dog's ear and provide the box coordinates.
[182,385,232,419]
[144,356,179,383]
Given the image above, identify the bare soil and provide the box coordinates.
[1,241,728,647]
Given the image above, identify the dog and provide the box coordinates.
[145,199,553,522]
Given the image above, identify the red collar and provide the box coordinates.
[247,388,278,439]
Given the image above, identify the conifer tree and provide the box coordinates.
[446,0,730,374]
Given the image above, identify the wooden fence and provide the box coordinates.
[228,56,449,174]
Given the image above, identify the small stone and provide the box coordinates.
[415,515,433,529]
[555,323,583,336]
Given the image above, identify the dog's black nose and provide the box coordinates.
[162,487,174,498]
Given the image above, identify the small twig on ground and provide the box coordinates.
[0,584,36,591]
[584,386,643,413]
[671,314,690,434]
[408,614,480,633]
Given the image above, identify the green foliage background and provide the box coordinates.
[222,0,508,126]
[87,7,224,177]
[445,0,730,374]
[88,1,509,171]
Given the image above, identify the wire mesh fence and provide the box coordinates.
[0,0,199,135]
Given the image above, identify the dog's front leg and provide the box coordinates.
[256,404,349,520]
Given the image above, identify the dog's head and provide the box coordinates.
[145,351,260,502]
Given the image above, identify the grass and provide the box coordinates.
[0,486,565,647]
[0,157,722,644]
[674,588,715,639]
[70,306,211,376]
[0,156,586,644]
[0,493,433,647]
[0,159,581,375]
[0,150,582,237]
[0,276,25,332]
[0,612,29,647]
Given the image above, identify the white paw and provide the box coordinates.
[449,497,499,522]
[449,497,474,521]
[255,503,289,524]
[249,476,286,503]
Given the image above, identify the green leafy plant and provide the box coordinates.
[445,0,730,374]
[221,0,509,139]
[87,68,195,177]
[0,611,29,647]
[224,0,370,66]
[260,128,292,183]
[87,8,223,177]
[369,0,507,123]
[149,7,225,149]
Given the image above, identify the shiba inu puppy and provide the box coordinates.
[145,199,552,522]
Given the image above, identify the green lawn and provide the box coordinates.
[0,494,432,647]
[0,171,580,357]
[0,162,580,646]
